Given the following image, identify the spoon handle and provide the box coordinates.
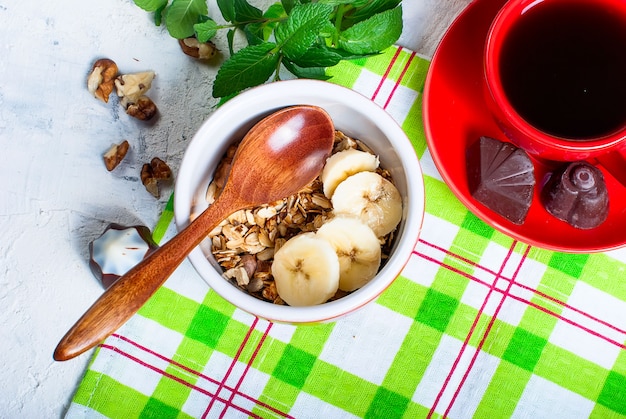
[54,193,245,361]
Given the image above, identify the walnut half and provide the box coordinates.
[115,71,155,107]
[87,58,118,103]
[126,96,158,121]
[103,140,130,171]
[178,38,218,60]
[141,157,172,198]
[114,72,158,121]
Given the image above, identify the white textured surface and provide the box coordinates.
[0,0,470,416]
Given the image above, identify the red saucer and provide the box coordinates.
[423,0,626,253]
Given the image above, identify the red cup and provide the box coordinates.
[483,0,626,184]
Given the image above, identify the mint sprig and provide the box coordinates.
[133,0,403,98]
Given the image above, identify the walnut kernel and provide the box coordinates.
[87,58,118,103]
[115,71,155,108]
[151,157,172,180]
[140,164,159,198]
[103,140,130,171]
[179,38,218,60]
[141,158,173,198]
[126,96,158,121]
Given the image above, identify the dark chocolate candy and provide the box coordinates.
[467,136,535,224]
[541,161,609,229]
[89,223,158,288]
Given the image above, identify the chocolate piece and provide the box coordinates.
[541,161,609,229]
[89,223,158,288]
[467,136,535,224]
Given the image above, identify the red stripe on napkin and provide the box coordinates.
[413,239,626,417]
[101,332,293,419]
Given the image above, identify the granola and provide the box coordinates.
[206,131,397,304]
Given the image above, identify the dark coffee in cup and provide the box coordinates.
[484,0,626,176]
[499,1,626,140]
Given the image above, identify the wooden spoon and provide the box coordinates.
[54,105,334,361]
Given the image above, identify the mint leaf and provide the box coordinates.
[318,20,335,38]
[347,0,401,25]
[134,0,168,12]
[261,2,287,36]
[245,3,286,44]
[332,48,379,61]
[293,45,342,67]
[275,3,333,61]
[216,0,235,22]
[194,19,218,43]
[226,28,236,55]
[232,0,263,23]
[283,59,330,80]
[164,0,208,39]
[213,43,279,97]
[338,6,402,54]
[154,4,167,26]
[281,0,296,14]
[318,0,356,6]
[266,2,288,18]
[244,24,266,46]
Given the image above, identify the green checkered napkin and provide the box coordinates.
[66,46,626,419]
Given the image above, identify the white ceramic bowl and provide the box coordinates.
[174,79,425,323]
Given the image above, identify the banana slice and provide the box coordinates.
[321,148,379,198]
[331,171,403,237]
[272,233,340,306]
[316,217,381,292]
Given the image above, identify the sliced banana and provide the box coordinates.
[331,171,403,237]
[316,217,381,292]
[271,233,340,306]
[321,148,379,198]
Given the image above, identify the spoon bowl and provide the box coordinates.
[53,105,334,361]
[224,106,336,205]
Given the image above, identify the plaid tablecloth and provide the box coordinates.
[66,46,626,418]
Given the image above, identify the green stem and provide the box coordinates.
[332,5,346,47]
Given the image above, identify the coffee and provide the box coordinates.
[499,0,626,140]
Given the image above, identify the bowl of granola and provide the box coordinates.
[174,79,424,323]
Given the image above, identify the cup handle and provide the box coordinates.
[596,150,626,187]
